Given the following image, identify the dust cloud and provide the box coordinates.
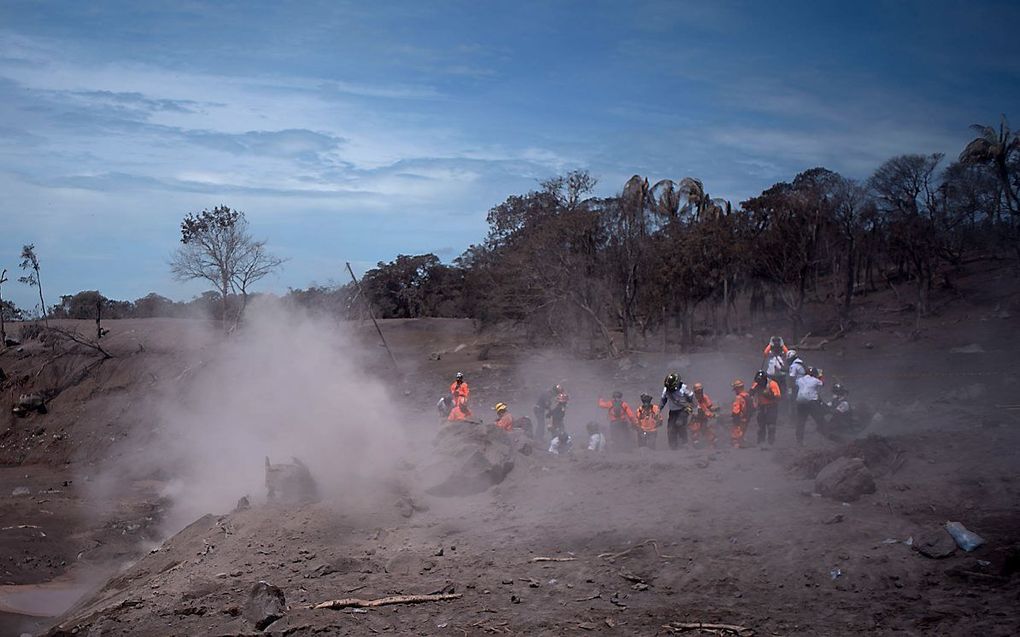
[144,299,411,532]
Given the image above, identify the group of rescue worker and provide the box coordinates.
[437,335,854,453]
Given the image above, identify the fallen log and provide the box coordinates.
[531,556,576,562]
[312,593,461,610]
[664,621,754,636]
[598,539,677,561]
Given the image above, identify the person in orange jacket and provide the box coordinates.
[447,372,471,421]
[634,393,662,449]
[598,390,637,451]
[450,372,469,404]
[730,379,753,448]
[493,402,513,431]
[750,370,781,447]
[688,383,719,447]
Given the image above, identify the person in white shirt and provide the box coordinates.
[794,367,826,445]
[586,421,606,452]
[548,431,573,455]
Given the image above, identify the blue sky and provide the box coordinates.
[1,0,1018,309]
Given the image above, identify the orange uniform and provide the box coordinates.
[753,380,782,406]
[495,411,513,431]
[689,390,717,446]
[597,398,637,425]
[448,379,471,421]
[636,404,661,432]
[450,380,470,404]
[730,390,751,447]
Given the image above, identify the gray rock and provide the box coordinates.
[264,457,318,503]
[915,528,957,559]
[814,457,876,502]
[243,581,286,630]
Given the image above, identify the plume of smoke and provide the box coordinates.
[149,299,410,531]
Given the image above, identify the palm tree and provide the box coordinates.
[959,114,1020,216]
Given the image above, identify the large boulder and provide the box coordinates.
[264,457,318,503]
[814,456,876,502]
[243,581,286,630]
[424,422,515,497]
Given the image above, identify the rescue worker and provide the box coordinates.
[548,430,573,455]
[765,345,787,390]
[689,382,719,448]
[586,421,607,452]
[786,349,807,403]
[730,379,752,448]
[494,402,513,432]
[447,398,472,421]
[794,366,826,445]
[763,336,788,359]
[660,373,695,450]
[750,370,781,447]
[634,393,662,449]
[826,383,853,432]
[533,384,564,442]
[598,390,637,451]
[548,386,569,436]
[448,372,471,421]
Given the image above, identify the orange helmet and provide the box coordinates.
[731,379,744,389]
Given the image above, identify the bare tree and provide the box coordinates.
[169,206,283,330]
[0,268,7,345]
[18,244,48,327]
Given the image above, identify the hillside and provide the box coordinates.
[1,258,1018,636]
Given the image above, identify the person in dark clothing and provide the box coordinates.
[660,373,694,450]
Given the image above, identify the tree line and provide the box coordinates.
[2,116,1017,354]
[290,115,1019,354]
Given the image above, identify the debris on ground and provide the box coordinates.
[945,521,986,552]
[312,593,462,610]
[915,528,957,559]
[663,620,755,635]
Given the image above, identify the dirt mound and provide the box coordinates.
[422,422,516,496]
[782,435,902,480]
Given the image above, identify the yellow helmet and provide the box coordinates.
[493,402,508,412]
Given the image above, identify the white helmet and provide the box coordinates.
[786,349,798,361]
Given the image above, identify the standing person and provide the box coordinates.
[786,350,807,401]
[689,383,719,448]
[548,386,569,436]
[533,384,562,442]
[635,393,662,449]
[660,373,695,450]
[730,379,752,448]
[598,391,637,451]
[762,336,788,360]
[794,367,827,445]
[750,370,781,448]
[493,402,513,432]
[448,372,471,421]
[826,384,854,435]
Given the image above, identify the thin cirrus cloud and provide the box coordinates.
[0,1,1018,308]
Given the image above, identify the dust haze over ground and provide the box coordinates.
[1,261,1019,635]
[135,300,413,532]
